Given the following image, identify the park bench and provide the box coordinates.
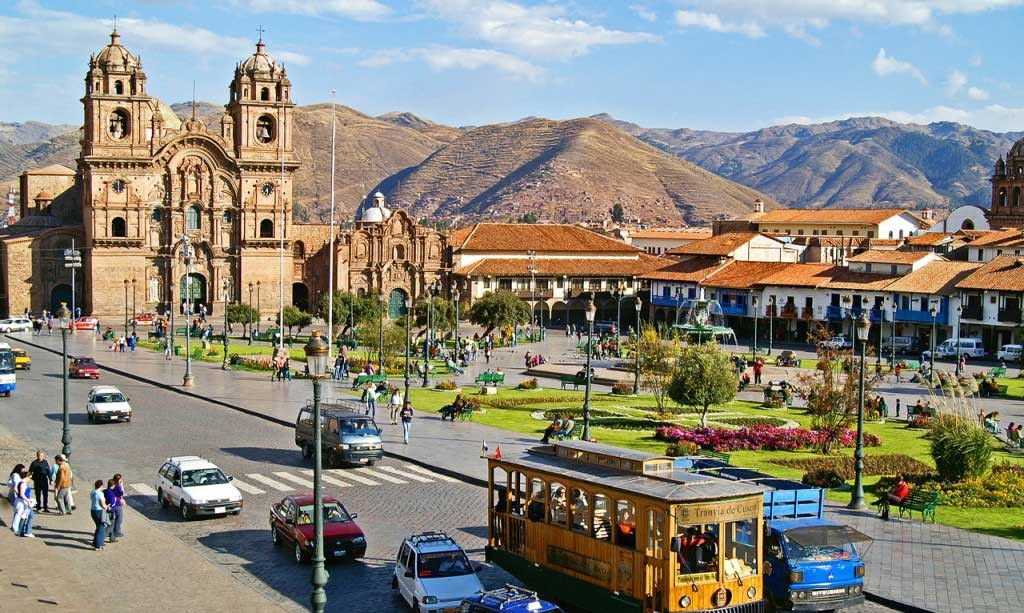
[351,373,387,389]
[555,423,583,441]
[990,366,1008,377]
[459,403,474,422]
[898,491,939,523]
[559,375,587,390]
[895,360,920,370]
[475,372,505,386]
[700,450,732,465]
[174,327,203,338]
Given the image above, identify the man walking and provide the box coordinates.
[53,455,73,515]
[28,450,51,513]
[400,400,414,444]
[164,337,172,360]
[895,398,901,418]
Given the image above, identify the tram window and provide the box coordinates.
[615,500,636,549]
[550,483,568,526]
[646,510,664,558]
[491,467,508,509]
[673,523,719,582]
[527,478,545,522]
[593,494,611,541]
[723,519,759,580]
[509,471,526,516]
[570,488,590,534]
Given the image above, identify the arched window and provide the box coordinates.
[898,229,904,239]
[1014,187,1021,208]
[1000,189,1008,207]
[256,115,275,143]
[260,219,274,238]
[222,210,233,224]
[260,87,270,101]
[293,240,305,259]
[187,205,201,231]
[113,80,124,95]
[888,230,894,239]
[111,217,126,237]
[392,244,405,260]
[151,208,162,223]
[962,219,975,231]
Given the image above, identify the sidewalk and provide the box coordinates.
[0,429,286,613]
[13,331,1024,613]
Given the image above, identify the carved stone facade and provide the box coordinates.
[990,139,1024,229]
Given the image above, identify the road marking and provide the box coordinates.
[129,483,157,496]
[246,473,293,491]
[299,469,352,488]
[376,465,434,483]
[330,469,379,486]
[401,464,459,482]
[355,467,406,484]
[229,478,266,495]
[274,472,315,489]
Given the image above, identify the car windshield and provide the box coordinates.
[341,418,378,434]
[181,468,229,487]
[13,350,25,357]
[94,393,126,403]
[783,526,860,563]
[296,502,351,524]
[417,550,474,578]
[76,359,96,366]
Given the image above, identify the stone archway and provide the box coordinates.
[388,288,408,319]
[49,284,72,314]
[292,282,309,312]
[180,273,207,315]
[551,301,567,326]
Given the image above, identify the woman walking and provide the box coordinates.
[106,474,125,541]
[11,467,34,536]
[54,455,73,515]
[389,387,402,425]
[400,400,414,444]
[7,462,24,505]
[90,480,108,550]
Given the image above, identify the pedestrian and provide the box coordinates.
[53,455,73,515]
[128,334,136,352]
[894,363,902,383]
[7,462,25,505]
[895,398,901,417]
[90,480,108,550]
[333,354,344,380]
[485,347,491,364]
[12,468,34,537]
[362,381,377,418]
[389,387,402,425]
[104,475,125,542]
[959,354,967,374]
[400,400,414,444]
[752,358,764,385]
[164,337,172,360]
[28,450,51,512]
[46,317,53,335]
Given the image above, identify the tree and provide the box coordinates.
[280,305,312,336]
[797,327,869,454]
[414,298,455,338]
[226,303,259,336]
[316,291,382,336]
[610,202,625,223]
[635,324,684,413]
[667,342,736,427]
[356,319,407,367]
[468,291,531,336]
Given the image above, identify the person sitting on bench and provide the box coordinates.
[540,416,564,443]
[445,357,464,375]
[440,395,466,421]
[555,417,576,440]
[873,474,909,520]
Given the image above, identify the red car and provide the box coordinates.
[69,357,100,379]
[269,494,366,563]
[73,316,99,330]
[134,313,157,324]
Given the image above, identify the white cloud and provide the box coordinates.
[674,10,765,38]
[630,5,658,22]
[419,0,659,60]
[969,53,984,67]
[229,0,391,21]
[945,69,967,96]
[968,86,990,101]
[872,48,927,85]
[359,46,543,80]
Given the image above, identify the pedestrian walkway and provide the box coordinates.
[12,330,1024,613]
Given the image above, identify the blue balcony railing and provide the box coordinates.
[826,306,885,322]
[895,309,949,326]
[720,303,747,316]
[651,295,689,308]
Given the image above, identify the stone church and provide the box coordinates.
[0,31,446,319]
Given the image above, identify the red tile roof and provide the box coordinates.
[702,261,793,289]
[450,223,638,253]
[822,269,898,291]
[956,255,1024,291]
[629,229,713,240]
[641,257,730,282]
[963,227,1024,247]
[755,208,919,225]
[756,264,838,288]
[905,233,953,246]
[886,261,982,295]
[455,253,669,277]
[847,250,937,265]
[666,232,761,256]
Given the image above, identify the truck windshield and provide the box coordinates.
[783,526,858,563]
[341,418,378,434]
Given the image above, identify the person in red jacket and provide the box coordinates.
[752,358,764,385]
[875,475,910,520]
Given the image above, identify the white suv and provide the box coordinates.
[392,532,484,612]
[0,318,32,333]
[156,456,243,520]
[86,385,132,423]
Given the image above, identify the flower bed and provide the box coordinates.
[229,354,274,371]
[714,416,789,428]
[611,382,634,395]
[435,380,459,391]
[539,408,625,421]
[517,378,540,390]
[772,454,930,480]
[482,394,590,409]
[876,463,1024,508]
[655,424,881,452]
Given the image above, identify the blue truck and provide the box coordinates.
[460,585,564,613]
[674,458,871,613]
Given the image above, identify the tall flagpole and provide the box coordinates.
[279,97,285,349]
[327,90,337,359]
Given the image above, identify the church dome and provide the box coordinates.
[1009,137,1024,159]
[240,40,277,76]
[361,206,384,224]
[95,30,138,72]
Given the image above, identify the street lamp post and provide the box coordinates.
[633,299,642,395]
[179,233,194,387]
[452,286,461,355]
[123,279,129,336]
[248,282,254,345]
[132,278,137,324]
[890,299,897,368]
[768,296,775,356]
[752,295,759,357]
[404,298,412,403]
[527,250,537,337]
[848,311,871,510]
[303,332,331,613]
[256,281,261,336]
[955,304,963,377]
[378,293,385,371]
[222,279,230,370]
[582,299,596,442]
[842,295,852,339]
[929,303,938,384]
[57,303,72,458]
[876,298,884,368]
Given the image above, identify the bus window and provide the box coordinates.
[723,519,759,580]
[593,494,611,540]
[673,523,719,582]
[615,500,636,549]
[570,488,590,534]
[549,483,567,526]
[527,478,545,522]
[646,509,664,559]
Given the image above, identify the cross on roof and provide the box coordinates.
[257,24,265,42]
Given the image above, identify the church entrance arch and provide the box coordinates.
[292,283,309,312]
[388,288,408,319]
[180,273,207,315]
[50,285,72,314]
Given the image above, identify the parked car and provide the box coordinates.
[73,316,99,330]
[156,456,243,520]
[86,385,132,423]
[0,317,32,333]
[269,494,366,563]
[69,357,100,379]
[392,531,485,612]
[997,344,1022,361]
[881,335,920,355]
[819,335,853,350]
[11,348,30,370]
[775,350,800,367]
[460,586,564,613]
[295,405,383,467]
[133,312,157,324]
[923,337,986,360]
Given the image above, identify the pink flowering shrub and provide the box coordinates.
[654,424,881,452]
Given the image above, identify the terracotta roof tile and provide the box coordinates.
[905,233,953,246]
[628,229,713,240]
[702,261,793,290]
[847,250,937,265]
[754,208,918,225]
[756,264,837,288]
[886,261,982,295]
[450,223,637,253]
[666,232,761,256]
[956,254,1024,291]
[642,257,730,282]
[455,253,669,277]
[964,227,1024,247]
[822,269,898,291]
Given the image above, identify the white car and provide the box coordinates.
[819,335,853,350]
[156,456,244,520]
[392,532,484,612]
[86,385,132,423]
[0,318,32,333]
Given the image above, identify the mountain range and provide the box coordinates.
[1,105,1016,224]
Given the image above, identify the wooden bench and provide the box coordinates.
[559,375,587,390]
[459,404,474,422]
[700,450,732,465]
[475,372,505,386]
[351,374,387,389]
[556,423,583,441]
[990,366,1007,377]
[898,491,939,523]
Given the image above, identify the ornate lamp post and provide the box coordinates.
[303,332,331,613]
[876,298,884,368]
[377,293,386,371]
[131,278,137,324]
[751,295,759,356]
[848,312,871,510]
[842,294,852,338]
[527,249,537,336]
[222,279,230,370]
[404,298,412,402]
[955,304,963,377]
[890,298,897,368]
[768,295,775,356]
[123,279,129,336]
[582,299,596,442]
[633,299,642,395]
[255,280,261,336]
[179,233,194,387]
[57,303,72,458]
[929,303,938,384]
[248,282,254,345]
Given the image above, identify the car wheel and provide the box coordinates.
[391,575,398,590]
[180,501,192,521]
[158,488,169,509]
[272,526,280,546]
[366,460,376,467]
[87,412,94,423]
[414,600,423,613]
[301,444,313,460]
[294,542,305,563]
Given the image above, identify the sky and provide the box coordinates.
[4,0,1024,133]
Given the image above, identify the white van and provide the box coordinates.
[928,338,985,359]
[998,344,1022,361]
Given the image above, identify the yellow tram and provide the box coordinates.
[486,441,767,613]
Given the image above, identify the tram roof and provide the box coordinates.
[495,442,766,504]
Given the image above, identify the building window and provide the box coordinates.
[837,230,844,236]
[260,87,270,101]
[293,240,305,259]
[108,109,129,139]
[1015,187,1021,208]
[498,279,513,291]
[222,210,233,224]
[852,230,860,236]
[889,231,894,238]
[865,263,872,273]
[111,217,127,237]
[256,115,275,144]
[898,229,904,239]
[393,245,405,260]
[891,265,898,275]
[186,205,201,230]
[151,208,162,222]
[868,231,875,238]
[797,229,804,235]
[113,80,124,95]
[259,219,274,238]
